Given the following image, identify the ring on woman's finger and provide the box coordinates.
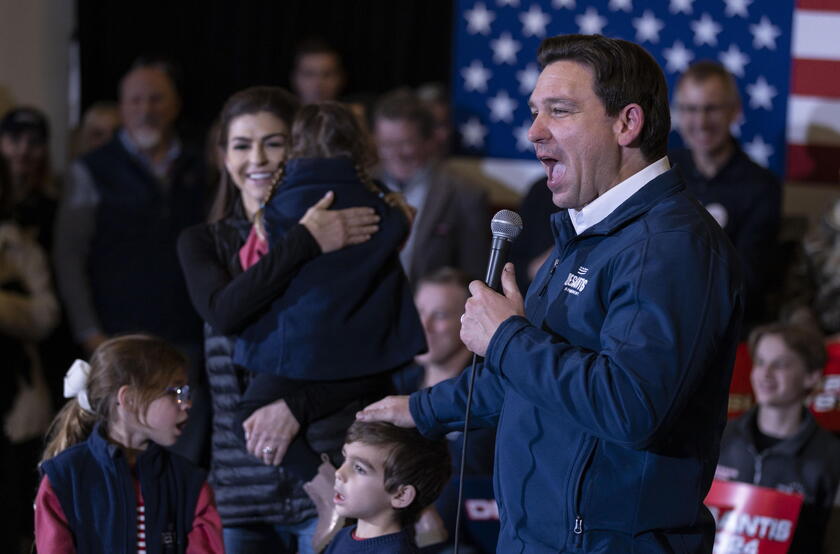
[262,446,276,455]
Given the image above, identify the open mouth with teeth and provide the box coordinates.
[333,490,345,504]
[247,172,273,182]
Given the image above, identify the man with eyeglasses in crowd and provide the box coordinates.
[670,61,782,331]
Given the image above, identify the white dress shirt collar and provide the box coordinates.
[568,156,670,235]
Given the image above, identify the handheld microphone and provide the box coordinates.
[453,209,522,554]
[484,209,524,291]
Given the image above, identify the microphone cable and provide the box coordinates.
[452,352,480,554]
[452,209,521,554]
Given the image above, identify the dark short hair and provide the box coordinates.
[293,38,343,70]
[373,89,436,140]
[676,60,741,106]
[417,266,473,291]
[121,55,184,99]
[748,322,827,373]
[345,420,451,526]
[208,86,300,222]
[537,34,670,161]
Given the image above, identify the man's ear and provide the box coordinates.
[391,484,417,509]
[614,103,645,148]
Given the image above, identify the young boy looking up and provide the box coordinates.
[716,322,840,553]
[325,421,451,553]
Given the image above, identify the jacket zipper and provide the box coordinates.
[753,452,764,485]
[538,258,560,296]
[571,439,598,548]
[539,232,580,297]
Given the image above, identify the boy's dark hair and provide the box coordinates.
[346,420,451,526]
[748,322,827,373]
[537,34,670,162]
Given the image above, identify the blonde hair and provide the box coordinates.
[41,334,187,462]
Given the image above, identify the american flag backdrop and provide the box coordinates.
[452,0,840,183]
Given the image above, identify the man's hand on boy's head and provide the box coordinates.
[356,396,416,428]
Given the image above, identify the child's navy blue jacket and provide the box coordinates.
[234,157,425,380]
[411,169,744,552]
[40,424,205,554]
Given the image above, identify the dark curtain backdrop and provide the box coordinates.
[77,0,454,141]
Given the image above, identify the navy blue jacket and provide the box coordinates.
[40,425,206,554]
[84,137,205,344]
[411,169,744,553]
[234,157,425,380]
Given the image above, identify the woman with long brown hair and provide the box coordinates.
[233,102,425,476]
[177,87,381,554]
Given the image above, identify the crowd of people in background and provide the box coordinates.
[0,34,838,554]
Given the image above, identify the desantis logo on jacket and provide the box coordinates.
[563,266,589,296]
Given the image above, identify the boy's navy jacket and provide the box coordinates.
[410,169,744,552]
[234,157,426,380]
[40,424,205,554]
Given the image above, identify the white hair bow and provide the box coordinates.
[64,359,93,413]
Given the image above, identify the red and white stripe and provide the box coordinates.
[787,0,840,182]
[137,504,146,553]
[133,475,147,553]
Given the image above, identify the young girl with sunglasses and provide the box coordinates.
[34,334,224,553]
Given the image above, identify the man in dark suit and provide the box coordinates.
[373,90,490,284]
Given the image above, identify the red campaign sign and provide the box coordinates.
[727,341,840,431]
[704,480,803,554]
[813,342,840,430]
[728,343,755,419]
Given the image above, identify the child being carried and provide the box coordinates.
[233,102,425,479]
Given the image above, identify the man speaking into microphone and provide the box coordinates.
[359,34,743,553]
